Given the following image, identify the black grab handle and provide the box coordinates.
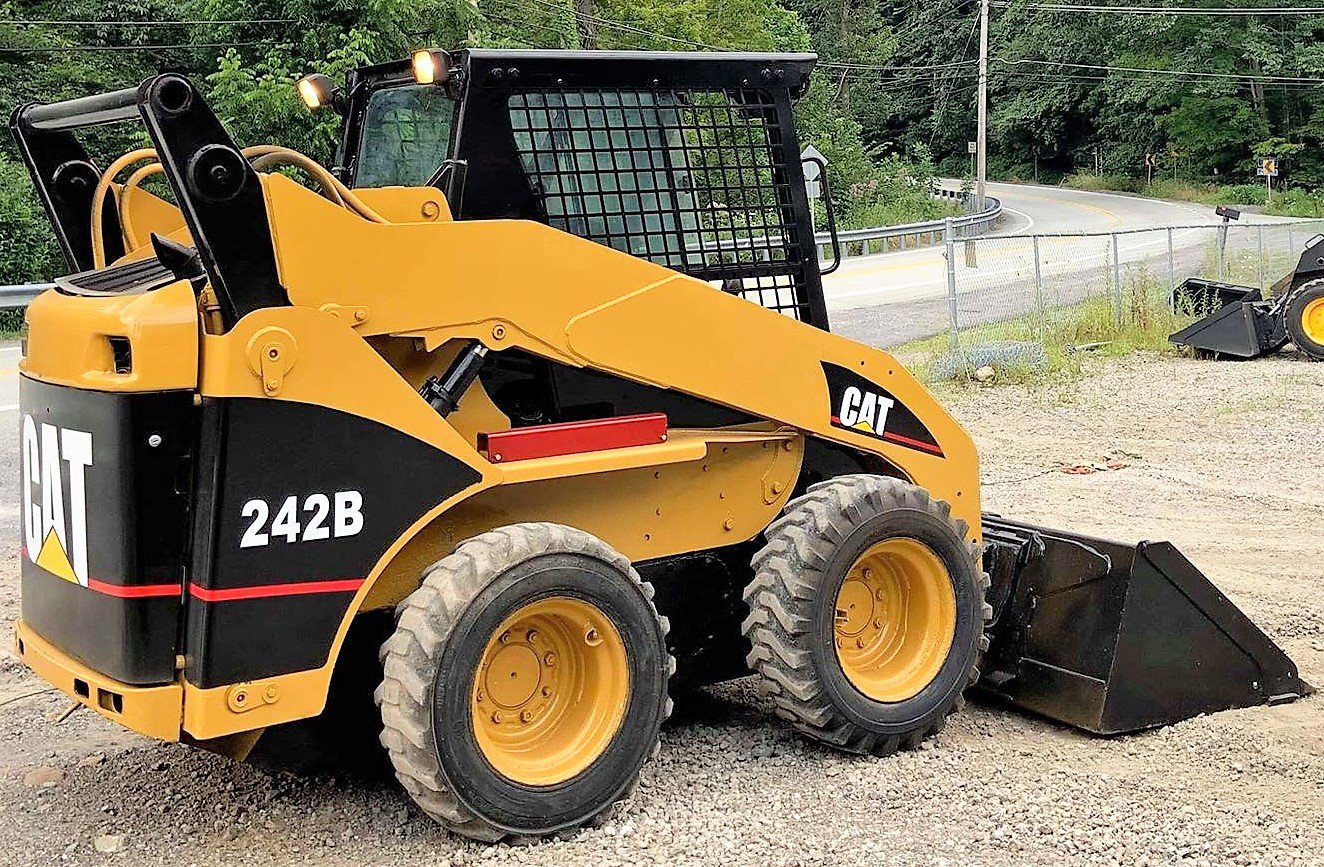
[15,87,141,133]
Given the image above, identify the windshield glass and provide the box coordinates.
[355,84,455,188]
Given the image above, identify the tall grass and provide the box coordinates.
[898,269,1191,385]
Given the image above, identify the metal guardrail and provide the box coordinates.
[814,188,1002,260]
[0,283,48,309]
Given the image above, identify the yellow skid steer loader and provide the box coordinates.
[9,50,1309,842]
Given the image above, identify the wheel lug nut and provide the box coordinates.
[526,629,538,642]
[873,619,884,629]
[541,686,552,697]
[862,568,872,579]
[520,710,533,723]
[544,652,557,666]
[491,712,502,724]
[476,690,484,702]
[499,631,511,644]
[855,637,865,649]
[875,588,886,601]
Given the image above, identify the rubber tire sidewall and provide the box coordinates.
[431,552,668,835]
[1285,282,1324,359]
[811,507,983,735]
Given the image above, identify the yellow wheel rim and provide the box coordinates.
[472,596,629,786]
[833,538,958,703]
[1302,297,1324,345]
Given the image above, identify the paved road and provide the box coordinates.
[825,181,1307,348]
[823,181,1216,311]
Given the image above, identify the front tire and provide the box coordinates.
[376,523,673,841]
[742,475,990,755]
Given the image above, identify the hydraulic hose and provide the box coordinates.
[93,144,392,266]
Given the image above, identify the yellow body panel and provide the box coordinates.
[14,621,183,742]
[118,185,187,252]
[260,174,980,536]
[22,280,200,392]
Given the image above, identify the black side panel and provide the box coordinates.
[979,516,1310,734]
[19,378,193,685]
[479,348,756,428]
[821,361,944,456]
[640,542,759,688]
[186,399,482,687]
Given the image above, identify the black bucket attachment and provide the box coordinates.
[979,515,1310,735]
[1169,278,1286,359]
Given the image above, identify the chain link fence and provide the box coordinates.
[922,219,1324,375]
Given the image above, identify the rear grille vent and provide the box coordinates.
[108,337,132,374]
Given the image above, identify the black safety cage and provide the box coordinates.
[337,50,837,330]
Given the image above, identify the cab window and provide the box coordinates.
[355,85,455,188]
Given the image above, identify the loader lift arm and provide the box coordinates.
[10,74,287,328]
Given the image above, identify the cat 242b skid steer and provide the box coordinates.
[10,49,1309,842]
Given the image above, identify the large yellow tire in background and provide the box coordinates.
[743,475,991,755]
[1284,280,1324,361]
[377,523,673,841]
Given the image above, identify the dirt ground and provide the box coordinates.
[1,350,1321,866]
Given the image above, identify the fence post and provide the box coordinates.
[1167,227,1175,293]
[1111,233,1122,325]
[1032,234,1044,333]
[1256,225,1265,289]
[945,217,959,353]
[1216,223,1226,281]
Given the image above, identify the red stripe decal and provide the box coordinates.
[189,578,364,603]
[88,579,182,599]
[830,418,944,456]
[881,430,945,456]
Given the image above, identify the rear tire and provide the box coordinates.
[376,523,673,842]
[742,475,990,755]
[1283,280,1324,360]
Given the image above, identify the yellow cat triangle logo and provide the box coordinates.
[35,530,78,584]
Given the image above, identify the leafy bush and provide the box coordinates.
[0,155,63,286]
[1265,188,1324,218]
[1061,173,1143,194]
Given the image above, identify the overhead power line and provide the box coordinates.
[996,57,1324,82]
[0,40,275,53]
[992,67,1324,88]
[991,2,1324,14]
[1,18,296,26]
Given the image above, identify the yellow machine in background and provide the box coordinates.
[10,51,1306,842]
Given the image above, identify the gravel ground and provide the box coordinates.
[1,350,1321,866]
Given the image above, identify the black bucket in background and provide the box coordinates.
[1169,278,1285,359]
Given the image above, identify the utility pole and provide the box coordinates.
[576,0,598,49]
[976,0,989,209]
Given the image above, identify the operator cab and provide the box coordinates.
[313,49,838,329]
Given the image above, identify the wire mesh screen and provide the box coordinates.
[507,88,812,320]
